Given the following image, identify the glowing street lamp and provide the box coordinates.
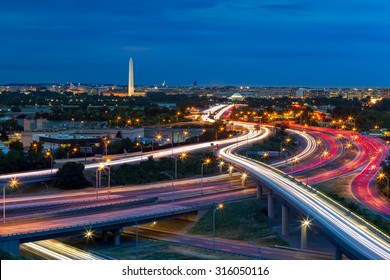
[96,163,105,199]
[291,156,299,173]
[85,229,94,240]
[212,203,224,250]
[33,143,38,153]
[135,142,143,159]
[218,160,224,174]
[241,172,247,187]
[45,150,54,174]
[105,159,111,198]
[174,152,187,180]
[200,158,211,194]
[3,178,18,223]
[301,218,311,249]
[228,165,234,178]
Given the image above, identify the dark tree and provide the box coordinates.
[54,162,91,189]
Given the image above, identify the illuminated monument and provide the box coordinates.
[128,57,134,96]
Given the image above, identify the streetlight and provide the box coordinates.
[301,218,311,249]
[46,150,54,174]
[135,142,143,159]
[96,163,105,200]
[105,159,111,199]
[218,160,224,174]
[3,178,18,223]
[320,150,329,167]
[182,130,189,142]
[241,173,247,187]
[116,116,121,127]
[200,158,211,194]
[174,152,187,180]
[291,156,298,173]
[213,203,224,250]
[102,137,110,156]
[153,133,162,152]
[33,143,38,153]
[228,165,234,178]
[378,172,389,198]
[176,112,181,123]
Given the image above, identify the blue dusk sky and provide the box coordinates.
[0,0,389,87]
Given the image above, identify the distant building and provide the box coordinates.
[295,88,306,98]
[23,119,35,131]
[229,93,244,102]
[32,133,101,150]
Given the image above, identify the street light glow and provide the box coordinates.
[10,178,18,188]
[85,229,94,239]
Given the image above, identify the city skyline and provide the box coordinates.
[1,1,390,87]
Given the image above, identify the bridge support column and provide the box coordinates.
[268,192,275,219]
[0,239,19,256]
[102,230,108,242]
[335,246,342,260]
[256,183,262,205]
[281,204,290,236]
[113,228,123,246]
[300,221,308,249]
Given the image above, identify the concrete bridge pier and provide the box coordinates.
[113,228,123,246]
[335,246,343,260]
[281,204,290,236]
[268,192,275,219]
[0,239,19,256]
[102,230,109,242]
[256,182,263,205]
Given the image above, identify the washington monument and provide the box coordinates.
[128,57,134,96]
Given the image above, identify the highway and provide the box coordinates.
[219,127,390,259]
[125,227,335,260]
[0,125,258,183]
[20,239,106,260]
[3,176,254,220]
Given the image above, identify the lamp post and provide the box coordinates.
[104,139,110,156]
[136,142,143,159]
[200,158,211,194]
[174,152,187,180]
[46,150,54,174]
[3,178,18,223]
[212,203,224,250]
[176,112,181,123]
[301,219,310,249]
[105,159,111,199]
[33,143,38,153]
[228,165,233,178]
[166,137,174,156]
[218,161,224,174]
[241,173,247,187]
[378,172,390,198]
[320,150,329,167]
[154,133,162,151]
[96,163,105,200]
[290,156,298,173]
